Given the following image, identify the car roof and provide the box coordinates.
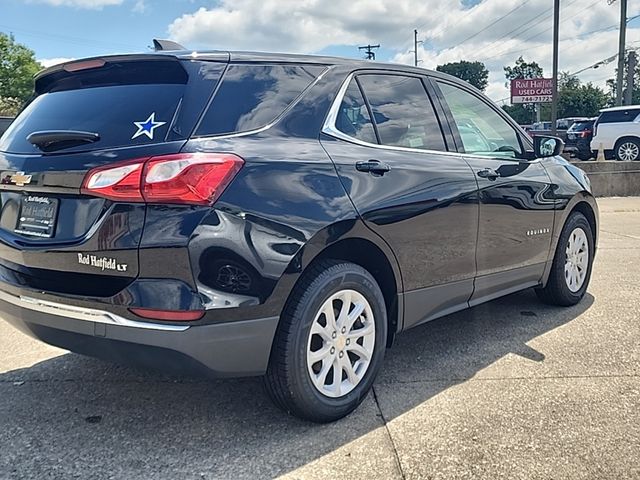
[36,49,460,84]
[599,105,640,112]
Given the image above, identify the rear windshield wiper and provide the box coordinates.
[27,130,100,152]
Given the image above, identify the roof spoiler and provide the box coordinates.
[153,39,186,51]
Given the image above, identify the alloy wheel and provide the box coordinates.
[617,142,639,161]
[306,289,375,398]
[564,227,589,293]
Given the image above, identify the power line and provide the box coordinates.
[0,24,139,51]
[483,0,587,61]
[447,0,532,48]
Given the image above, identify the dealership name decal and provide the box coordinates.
[77,253,128,272]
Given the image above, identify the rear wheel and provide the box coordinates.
[264,260,387,422]
[536,212,594,306]
[615,138,640,161]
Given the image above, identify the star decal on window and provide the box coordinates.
[132,113,167,140]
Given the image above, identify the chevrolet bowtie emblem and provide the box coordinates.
[10,172,32,187]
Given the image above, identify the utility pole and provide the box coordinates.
[413,30,423,67]
[551,0,560,136]
[616,0,628,105]
[625,50,637,105]
[358,44,380,61]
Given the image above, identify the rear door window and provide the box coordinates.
[195,64,325,136]
[598,109,640,123]
[334,79,377,144]
[0,59,223,155]
[357,74,446,151]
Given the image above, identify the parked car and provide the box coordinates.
[531,121,552,131]
[0,44,598,422]
[591,105,640,161]
[565,118,596,161]
[556,117,589,131]
[0,117,13,137]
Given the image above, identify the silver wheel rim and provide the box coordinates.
[564,227,589,293]
[306,289,375,398]
[618,142,639,161]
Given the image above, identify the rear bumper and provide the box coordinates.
[0,289,279,377]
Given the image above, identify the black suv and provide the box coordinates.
[0,47,598,422]
[565,119,595,160]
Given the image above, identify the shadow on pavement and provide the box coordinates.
[0,289,594,479]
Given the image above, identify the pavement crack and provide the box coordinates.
[372,385,406,480]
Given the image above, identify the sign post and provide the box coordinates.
[510,78,554,104]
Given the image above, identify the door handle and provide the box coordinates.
[477,168,500,180]
[356,159,391,176]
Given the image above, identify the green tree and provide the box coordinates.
[0,32,41,115]
[436,60,489,91]
[502,104,536,124]
[606,58,640,105]
[502,56,545,124]
[504,56,544,81]
[558,72,609,118]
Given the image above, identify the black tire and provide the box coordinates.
[614,137,640,161]
[264,260,387,423]
[536,212,594,306]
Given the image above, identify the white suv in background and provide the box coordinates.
[591,105,640,161]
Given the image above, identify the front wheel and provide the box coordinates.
[536,212,594,306]
[264,260,387,423]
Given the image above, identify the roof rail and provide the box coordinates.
[152,39,187,51]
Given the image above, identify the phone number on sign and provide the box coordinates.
[512,95,553,104]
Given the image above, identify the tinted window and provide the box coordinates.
[568,121,594,132]
[334,79,377,144]
[357,74,445,151]
[438,81,522,158]
[196,64,325,136]
[599,109,640,123]
[0,59,221,154]
[0,84,184,154]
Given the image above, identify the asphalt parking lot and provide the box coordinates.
[1,197,639,480]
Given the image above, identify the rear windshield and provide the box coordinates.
[0,58,224,154]
[194,64,326,137]
[568,121,593,132]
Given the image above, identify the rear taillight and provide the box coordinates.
[81,153,244,205]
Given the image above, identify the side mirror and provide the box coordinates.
[533,135,564,158]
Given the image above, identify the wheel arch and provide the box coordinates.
[613,135,640,158]
[541,192,599,287]
[279,222,404,348]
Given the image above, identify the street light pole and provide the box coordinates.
[551,0,560,136]
[616,0,628,106]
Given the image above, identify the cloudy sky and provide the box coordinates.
[3,0,640,102]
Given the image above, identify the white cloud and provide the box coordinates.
[30,0,123,8]
[132,0,146,13]
[167,0,640,101]
[38,57,76,68]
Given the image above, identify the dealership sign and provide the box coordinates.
[510,78,554,104]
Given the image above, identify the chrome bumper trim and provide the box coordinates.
[0,290,190,332]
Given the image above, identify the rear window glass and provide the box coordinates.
[599,110,640,123]
[0,59,225,155]
[568,121,593,132]
[0,85,184,154]
[195,64,325,136]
